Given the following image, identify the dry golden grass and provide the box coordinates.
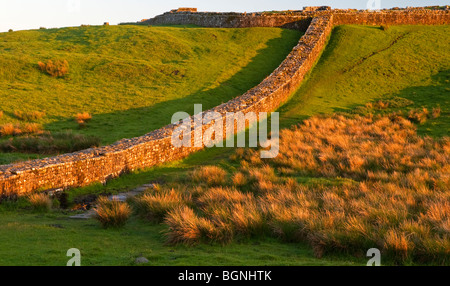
[0,122,43,137]
[232,172,247,187]
[28,193,52,212]
[139,113,449,264]
[74,112,92,128]
[432,107,441,119]
[135,188,186,222]
[14,110,45,121]
[408,108,430,124]
[165,206,221,245]
[191,166,227,186]
[0,124,18,137]
[22,123,43,134]
[38,59,69,78]
[75,112,92,122]
[93,197,132,228]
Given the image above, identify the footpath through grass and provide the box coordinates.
[0,25,448,266]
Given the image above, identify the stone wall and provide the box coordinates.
[332,10,450,25]
[0,16,334,196]
[143,11,312,30]
[141,9,450,29]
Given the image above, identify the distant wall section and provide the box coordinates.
[141,9,450,29]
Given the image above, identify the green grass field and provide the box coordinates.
[0,25,301,164]
[0,24,448,266]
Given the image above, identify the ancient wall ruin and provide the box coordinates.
[1,8,449,196]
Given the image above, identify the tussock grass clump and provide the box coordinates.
[408,108,430,124]
[28,193,52,212]
[93,197,132,228]
[22,123,43,134]
[75,112,92,123]
[165,206,219,245]
[135,189,186,223]
[0,124,19,137]
[432,107,441,119]
[75,112,92,128]
[191,166,227,186]
[0,123,43,137]
[232,172,247,187]
[14,110,45,121]
[38,59,69,78]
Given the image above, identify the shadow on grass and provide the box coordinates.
[329,70,449,138]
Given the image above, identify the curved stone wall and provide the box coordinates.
[1,8,449,196]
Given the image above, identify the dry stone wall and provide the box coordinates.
[141,9,449,29]
[332,10,450,25]
[142,11,312,30]
[1,8,449,196]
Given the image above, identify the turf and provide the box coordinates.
[0,209,362,266]
[0,25,302,163]
[0,25,448,266]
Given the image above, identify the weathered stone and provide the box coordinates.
[135,257,149,264]
[108,194,128,202]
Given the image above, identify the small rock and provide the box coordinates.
[132,187,148,193]
[109,194,127,202]
[135,257,149,264]
[142,183,156,189]
[69,209,96,219]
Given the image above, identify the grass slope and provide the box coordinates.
[0,25,301,163]
[279,25,450,136]
[0,25,448,265]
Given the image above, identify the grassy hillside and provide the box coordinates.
[0,25,448,265]
[279,25,450,136]
[0,25,302,164]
